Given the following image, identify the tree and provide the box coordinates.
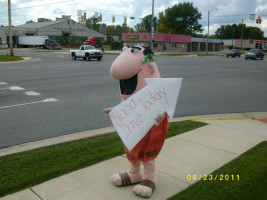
[78,16,100,31]
[215,24,264,39]
[134,14,158,32]
[106,24,134,42]
[26,20,34,24]
[156,2,203,35]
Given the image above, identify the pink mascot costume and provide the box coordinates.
[104,46,168,198]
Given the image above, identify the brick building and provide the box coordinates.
[122,33,221,52]
[122,33,191,52]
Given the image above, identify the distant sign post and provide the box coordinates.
[250,14,255,20]
[176,17,183,21]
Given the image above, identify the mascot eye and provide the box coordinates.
[131,48,140,54]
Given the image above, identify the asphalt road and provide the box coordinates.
[0,49,267,148]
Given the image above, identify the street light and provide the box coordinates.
[206,8,218,55]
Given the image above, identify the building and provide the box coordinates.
[221,39,235,49]
[0,15,106,46]
[235,39,267,50]
[191,37,221,52]
[122,33,221,52]
[122,33,191,52]
[221,39,267,50]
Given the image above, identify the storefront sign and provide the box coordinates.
[129,35,139,39]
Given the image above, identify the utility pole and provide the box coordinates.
[241,19,244,50]
[8,0,14,56]
[206,9,217,55]
[206,10,210,55]
[150,0,154,50]
[232,29,235,47]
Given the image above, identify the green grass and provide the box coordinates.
[36,50,54,52]
[158,53,195,56]
[0,120,207,197]
[157,52,225,57]
[197,53,225,57]
[0,55,23,62]
[102,45,111,50]
[103,52,120,55]
[168,141,267,200]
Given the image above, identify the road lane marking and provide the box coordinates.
[0,98,58,109]
[9,86,25,90]
[42,98,58,102]
[25,91,41,96]
[0,86,25,91]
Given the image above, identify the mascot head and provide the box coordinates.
[110,46,160,100]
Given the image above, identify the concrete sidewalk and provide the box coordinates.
[1,112,267,200]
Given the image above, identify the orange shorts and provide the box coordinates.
[125,114,168,165]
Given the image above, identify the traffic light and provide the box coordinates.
[83,12,86,19]
[112,16,115,23]
[124,17,127,24]
[256,16,262,24]
[99,14,102,22]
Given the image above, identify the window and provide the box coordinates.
[85,46,96,50]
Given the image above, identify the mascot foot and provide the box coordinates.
[133,179,156,198]
[111,172,142,186]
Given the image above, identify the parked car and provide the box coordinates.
[69,45,103,61]
[226,49,241,57]
[245,49,265,60]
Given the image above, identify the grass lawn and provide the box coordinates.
[158,53,195,56]
[0,55,23,62]
[0,120,207,197]
[168,141,267,200]
[102,45,111,50]
[157,52,225,57]
[103,52,120,55]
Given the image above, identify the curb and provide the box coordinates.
[1,112,266,158]
[0,57,38,64]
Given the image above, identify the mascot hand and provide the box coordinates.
[154,112,166,126]
[103,107,113,121]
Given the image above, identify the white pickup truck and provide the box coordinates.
[69,45,103,61]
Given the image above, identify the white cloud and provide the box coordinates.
[0,0,266,37]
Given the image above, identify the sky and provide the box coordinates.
[0,0,267,37]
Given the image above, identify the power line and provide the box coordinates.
[0,0,75,14]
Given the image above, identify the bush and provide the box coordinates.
[111,41,123,50]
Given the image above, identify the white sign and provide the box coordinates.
[77,10,82,17]
[250,14,256,20]
[108,78,182,151]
